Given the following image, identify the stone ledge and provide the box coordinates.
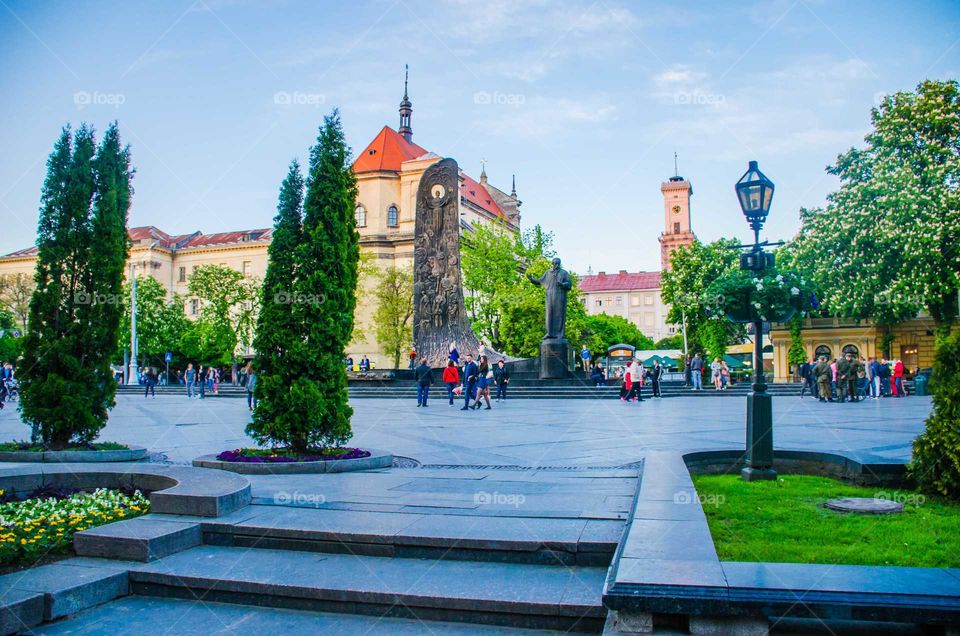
[192,449,393,475]
[0,463,251,518]
[0,588,44,636]
[75,517,201,562]
[0,560,129,629]
[602,449,960,631]
[0,446,149,463]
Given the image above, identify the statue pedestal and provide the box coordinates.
[539,339,569,379]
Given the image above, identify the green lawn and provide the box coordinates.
[692,474,960,568]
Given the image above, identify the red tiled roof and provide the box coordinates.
[352,126,428,173]
[460,172,503,219]
[180,229,271,249]
[579,271,661,292]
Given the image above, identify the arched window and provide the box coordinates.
[387,205,399,227]
[355,205,366,228]
[814,344,832,359]
[842,344,860,357]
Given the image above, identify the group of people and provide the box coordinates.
[414,343,511,410]
[800,353,910,402]
[618,358,665,402]
[179,364,225,400]
[344,355,371,372]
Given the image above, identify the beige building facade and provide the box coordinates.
[0,84,520,369]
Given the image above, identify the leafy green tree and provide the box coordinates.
[787,316,807,376]
[187,264,259,372]
[787,80,960,343]
[117,276,188,366]
[179,319,235,367]
[0,309,24,364]
[0,273,34,332]
[372,265,414,368]
[20,123,132,449]
[660,238,742,357]
[583,314,654,354]
[250,111,359,452]
[654,335,684,349]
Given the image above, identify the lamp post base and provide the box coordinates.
[741,466,777,481]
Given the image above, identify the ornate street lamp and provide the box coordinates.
[735,160,777,482]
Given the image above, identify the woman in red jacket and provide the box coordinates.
[442,361,460,406]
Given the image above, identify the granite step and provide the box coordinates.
[128,545,608,632]
[196,506,622,566]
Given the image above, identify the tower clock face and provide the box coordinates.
[672,205,681,214]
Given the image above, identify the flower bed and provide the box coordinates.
[216,447,371,463]
[0,441,130,452]
[0,486,149,568]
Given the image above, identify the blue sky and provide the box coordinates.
[1,0,958,273]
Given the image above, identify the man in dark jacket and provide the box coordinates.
[493,359,510,402]
[460,354,479,411]
[690,354,704,391]
[416,358,434,407]
[799,358,815,398]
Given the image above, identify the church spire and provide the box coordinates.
[510,174,517,199]
[399,64,413,142]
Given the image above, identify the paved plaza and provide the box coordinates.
[0,394,930,467]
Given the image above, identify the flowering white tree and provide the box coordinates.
[789,80,959,342]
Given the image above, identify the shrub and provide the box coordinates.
[910,331,960,499]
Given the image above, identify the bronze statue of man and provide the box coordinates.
[528,257,572,339]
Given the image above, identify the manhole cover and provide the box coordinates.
[823,497,904,514]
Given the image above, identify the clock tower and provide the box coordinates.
[658,172,695,272]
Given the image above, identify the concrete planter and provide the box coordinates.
[192,449,393,474]
[0,446,148,463]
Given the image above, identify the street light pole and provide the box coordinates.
[127,265,138,385]
[735,161,777,482]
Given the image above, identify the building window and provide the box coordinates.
[644,294,654,306]
[631,296,640,306]
[387,205,399,227]
[189,299,198,315]
[616,296,623,306]
[842,344,859,357]
[242,261,251,278]
[673,222,681,233]
[814,344,832,359]
[595,299,602,307]
[178,267,186,283]
[644,313,655,327]
[355,205,366,227]
[192,265,198,274]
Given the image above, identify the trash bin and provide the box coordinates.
[915,374,927,396]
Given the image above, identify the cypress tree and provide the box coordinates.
[19,123,132,449]
[296,111,359,450]
[249,111,358,453]
[246,160,305,445]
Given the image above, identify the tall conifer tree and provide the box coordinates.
[20,124,132,448]
[247,160,305,445]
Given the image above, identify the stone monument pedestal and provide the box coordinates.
[539,338,569,379]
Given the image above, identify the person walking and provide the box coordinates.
[711,357,722,390]
[651,360,663,398]
[144,367,157,399]
[245,362,258,410]
[471,355,492,410]
[799,358,814,398]
[690,354,703,391]
[814,356,833,402]
[493,359,510,402]
[416,357,434,407]
[185,363,196,399]
[198,365,207,399]
[627,359,644,402]
[442,360,459,406]
[893,358,905,397]
[460,354,479,411]
[720,360,730,390]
